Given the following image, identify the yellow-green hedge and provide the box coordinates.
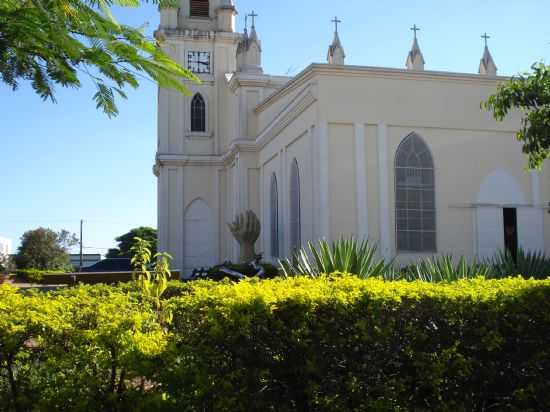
[1,275,549,411]
[167,275,550,411]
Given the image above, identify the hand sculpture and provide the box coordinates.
[228,210,261,263]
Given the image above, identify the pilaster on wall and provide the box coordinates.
[354,123,369,241]
[531,171,542,206]
[529,170,545,251]
[308,126,318,244]
[377,122,392,259]
[318,121,331,240]
[158,166,184,271]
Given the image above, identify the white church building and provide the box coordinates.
[154,0,549,275]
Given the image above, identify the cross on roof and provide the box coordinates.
[481,32,491,47]
[248,10,258,28]
[332,16,342,33]
[410,24,420,39]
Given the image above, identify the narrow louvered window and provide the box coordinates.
[289,159,301,251]
[190,0,209,17]
[270,174,279,258]
[395,133,436,252]
[190,93,206,132]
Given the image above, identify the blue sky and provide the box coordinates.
[1,0,549,255]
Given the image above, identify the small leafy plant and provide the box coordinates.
[130,237,172,323]
[397,256,492,282]
[280,238,394,278]
[490,249,550,280]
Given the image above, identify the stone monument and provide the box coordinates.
[228,210,261,263]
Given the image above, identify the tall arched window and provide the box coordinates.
[270,173,279,258]
[395,133,436,252]
[190,0,209,17]
[190,93,206,132]
[289,159,301,251]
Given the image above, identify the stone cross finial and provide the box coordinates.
[228,210,261,263]
[410,24,420,39]
[481,32,490,47]
[332,16,342,33]
[248,10,258,28]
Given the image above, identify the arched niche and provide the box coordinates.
[183,198,215,277]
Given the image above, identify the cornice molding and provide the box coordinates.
[155,140,259,169]
[255,86,317,149]
[255,63,510,113]
[156,154,226,168]
[161,29,241,44]
[227,73,290,93]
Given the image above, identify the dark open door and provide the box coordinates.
[503,208,518,262]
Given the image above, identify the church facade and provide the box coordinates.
[154,0,549,275]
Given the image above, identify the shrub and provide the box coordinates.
[0,284,170,412]
[1,276,549,411]
[280,238,394,278]
[165,275,550,411]
[14,269,65,283]
[397,255,493,282]
[491,249,550,280]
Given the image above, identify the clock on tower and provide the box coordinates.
[187,51,211,74]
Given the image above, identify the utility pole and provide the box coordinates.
[79,219,84,272]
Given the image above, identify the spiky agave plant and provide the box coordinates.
[400,256,492,283]
[490,249,550,280]
[279,238,394,278]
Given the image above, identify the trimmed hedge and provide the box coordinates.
[1,275,549,411]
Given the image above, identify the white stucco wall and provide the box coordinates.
[157,10,550,272]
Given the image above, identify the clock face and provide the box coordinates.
[187,51,211,74]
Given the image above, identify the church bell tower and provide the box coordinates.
[155,0,242,272]
[156,0,242,158]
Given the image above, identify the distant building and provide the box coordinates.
[0,237,12,256]
[69,254,101,270]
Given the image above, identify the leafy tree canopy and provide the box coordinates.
[15,228,79,270]
[484,62,550,169]
[107,226,157,258]
[0,0,197,117]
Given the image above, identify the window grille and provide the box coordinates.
[395,133,436,252]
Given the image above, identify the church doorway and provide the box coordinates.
[503,208,518,262]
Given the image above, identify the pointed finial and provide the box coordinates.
[331,16,342,34]
[244,14,248,34]
[249,10,258,28]
[411,24,420,40]
[406,24,425,70]
[479,33,497,76]
[481,32,490,48]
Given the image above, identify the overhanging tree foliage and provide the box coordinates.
[0,0,198,117]
[483,62,550,169]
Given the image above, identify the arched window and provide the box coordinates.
[190,93,206,132]
[289,159,301,251]
[395,133,436,252]
[190,0,209,17]
[270,173,279,258]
